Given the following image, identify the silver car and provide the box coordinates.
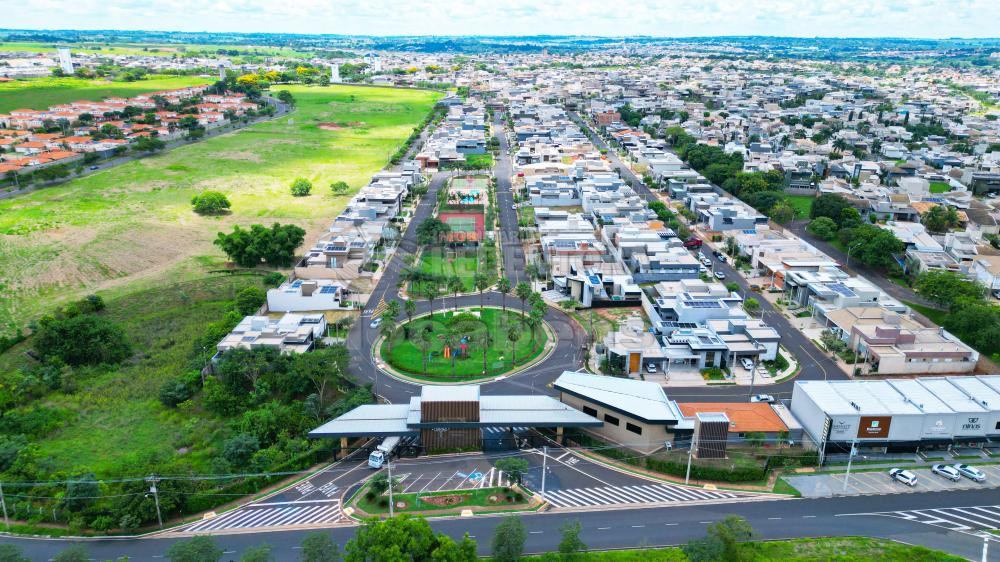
[953,463,986,482]
[931,464,961,481]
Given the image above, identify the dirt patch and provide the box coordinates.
[418,494,468,507]
[317,121,365,131]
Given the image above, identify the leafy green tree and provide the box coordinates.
[223,433,260,466]
[474,273,491,313]
[405,298,417,326]
[491,515,526,562]
[497,277,512,312]
[344,515,474,562]
[494,458,529,484]
[369,471,400,495]
[448,276,464,311]
[241,544,274,562]
[235,285,267,315]
[330,180,350,195]
[134,136,166,153]
[945,300,1000,355]
[33,313,132,366]
[507,326,521,365]
[276,90,295,105]
[743,297,761,316]
[915,271,987,308]
[921,205,961,233]
[416,217,451,246]
[65,473,99,511]
[768,201,796,224]
[300,532,341,562]
[0,544,29,562]
[166,536,223,562]
[52,546,89,562]
[810,193,852,225]
[806,217,838,240]
[291,177,313,197]
[557,520,587,559]
[190,190,231,215]
[214,223,306,268]
[515,282,532,323]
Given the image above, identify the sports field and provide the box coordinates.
[0,75,215,113]
[0,84,442,335]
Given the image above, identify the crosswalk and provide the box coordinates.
[182,499,345,533]
[849,504,1000,535]
[544,483,739,508]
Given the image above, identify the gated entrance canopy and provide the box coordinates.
[308,384,601,447]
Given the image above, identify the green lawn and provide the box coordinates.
[783,194,816,218]
[0,75,214,113]
[516,537,963,561]
[903,300,947,325]
[0,275,257,476]
[356,485,529,515]
[0,84,441,335]
[0,42,307,59]
[381,308,546,380]
[930,181,952,194]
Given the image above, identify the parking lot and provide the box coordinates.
[392,454,514,493]
[785,463,1000,498]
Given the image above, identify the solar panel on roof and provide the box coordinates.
[827,283,856,297]
[319,286,338,294]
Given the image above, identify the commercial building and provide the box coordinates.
[790,376,1000,456]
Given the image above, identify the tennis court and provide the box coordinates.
[439,212,484,243]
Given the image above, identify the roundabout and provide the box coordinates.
[378,306,552,383]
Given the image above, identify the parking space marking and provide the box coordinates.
[419,472,442,493]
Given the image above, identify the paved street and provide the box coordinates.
[843,504,1000,536]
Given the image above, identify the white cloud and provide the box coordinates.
[3,0,999,38]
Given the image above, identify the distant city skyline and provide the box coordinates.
[4,0,1000,39]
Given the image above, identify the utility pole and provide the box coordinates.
[843,438,858,493]
[387,460,394,518]
[685,436,696,486]
[541,446,548,501]
[147,475,163,528]
[0,480,8,530]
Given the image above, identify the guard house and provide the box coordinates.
[308,385,601,452]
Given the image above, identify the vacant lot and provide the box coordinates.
[0,84,442,334]
[0,75,214,113]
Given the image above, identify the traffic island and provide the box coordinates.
[377,306,553,384]
[349,483,541,519]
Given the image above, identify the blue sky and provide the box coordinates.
[4,0,999,38]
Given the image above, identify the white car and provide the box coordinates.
[717,255,728,263]
[370,317,382,329]
[889,468,918,486]
[714,271,726,280]
[740,358,754,370]
[646,364,658,374]
[931,464,961,481]
[701,258,713,266]
[511,204,517,210]
[750,394,775,403]
[954,463,986,482]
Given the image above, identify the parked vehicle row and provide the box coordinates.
[890,463,987,487]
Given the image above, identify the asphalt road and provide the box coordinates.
[8,488,1000,561]
[345,116,586,404]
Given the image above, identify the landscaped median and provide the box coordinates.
[348,482,541,519]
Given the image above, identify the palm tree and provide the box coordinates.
[380,321,396,352]
[384,299,400,323]
[448,276,463,311]
[515,282,532,324]
[474,273,491,314]
[527,307,544,352]
[497,277,511,313]
[423,284,440,320]
[447,328,463,377]
[507,326,520,366]
[477,330,492,374]
[414,327,432,376]
[404,298,417,326]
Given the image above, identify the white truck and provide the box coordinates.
[368,436,401,469]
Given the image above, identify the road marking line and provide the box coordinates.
[598,527,611,530]
[768,517,782,520]
[802,515,816,518]
[530,531,543,534]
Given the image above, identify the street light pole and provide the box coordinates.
[843,438,858,493]
[146,475,163,528]
[387,460,394,517]
[846,241,864,268]
[685,436,696,485]
[0,480,8,530]
[541,446,548,501]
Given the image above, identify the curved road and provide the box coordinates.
[347,112,585,404]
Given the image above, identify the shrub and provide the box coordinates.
[262,271,285,287]
[290,177,312,197]
[32,313,132,366]
[191,191,231,215]
[234,285,266,315]
[223,433,260,467]
[159,378,195,407]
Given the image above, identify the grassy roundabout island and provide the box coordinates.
[380,307,548,382]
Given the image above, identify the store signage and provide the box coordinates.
[857,416,891,439]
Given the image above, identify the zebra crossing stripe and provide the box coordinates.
[542,482,745,509]
[928,508,998,529]
[964,506,1000,524]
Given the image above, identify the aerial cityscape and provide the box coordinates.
[3,2,1000,561]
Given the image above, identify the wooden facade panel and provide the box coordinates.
[421,400,480,422]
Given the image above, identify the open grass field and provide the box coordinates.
[515,537,963,561]
[356,485,530,515]
[930,181,953,193]
[414,244,496,292]
[783,194,816,218]
[381,307,547,380]
[0,275,259,476]
[0,84,441,335]
[0,42,307,58]
[0,75,215,113]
